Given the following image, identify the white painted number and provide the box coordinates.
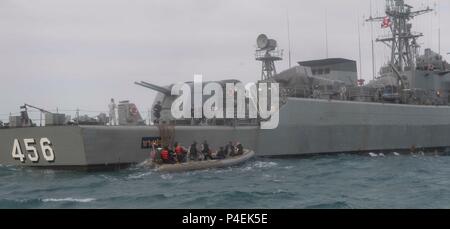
[24,138,39,162]
[40,138,55,162]
[11,138,55,163]
[12,139,26,162]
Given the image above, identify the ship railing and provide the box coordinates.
[0,108,112,127]
[161,118,259,127]
[255,49,283,60]
[347,87,375,98]
[281,86,342,98]
[281,86,311,98]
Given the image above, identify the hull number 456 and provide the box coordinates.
[12,138,55,163]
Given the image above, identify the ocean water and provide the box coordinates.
[1,153,450,209]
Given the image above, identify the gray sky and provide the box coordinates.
[1,0,449,122]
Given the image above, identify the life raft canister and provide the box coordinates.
[161,150,169,160]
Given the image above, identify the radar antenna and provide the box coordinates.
[255,34,283,81]
[366,0,432,72]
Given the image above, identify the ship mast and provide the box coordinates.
[366,0,432,72]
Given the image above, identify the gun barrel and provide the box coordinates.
[24,103,53,114]
[135,81,172,96]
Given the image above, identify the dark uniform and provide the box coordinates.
[189,142,198,161]
[202,141,213,160]
[225,142,235,157]
[216,147,226,160]
[153,102,162,124]
[236,143,244,156]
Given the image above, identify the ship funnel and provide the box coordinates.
[135,81,172,96]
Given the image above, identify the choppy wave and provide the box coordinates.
[305,201,351,209]
[98,174,119,182]
[160,173,173,180]
[127,172,153,180]
[253,161,278,168]
[42,198,96,203]
[239,161,278,171]
[2,154,450,208]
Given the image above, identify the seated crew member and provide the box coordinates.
[236,142,244,156]
[160,146,175,164]
[169,147,178,163]
[189,141,199,161]
[216,147,226,160]
[202,140,213,160]
[225,141,236,157]
[174,142,186,163]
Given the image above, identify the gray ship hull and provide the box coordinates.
[2,97,450,168]
[257,98,450,156]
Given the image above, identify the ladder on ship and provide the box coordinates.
[158,124,175,148]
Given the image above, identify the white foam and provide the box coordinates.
[128,172,153,180]
[240,166,253,171]
[42,198,96,203]
[214,167,233,173]
[160,174,173,180]
[99,174,118,182]
[368,153,378,157]
[136,160,152,168]
[254,161,278,168]
[393,152,400,156]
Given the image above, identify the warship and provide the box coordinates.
[1,0,450,169]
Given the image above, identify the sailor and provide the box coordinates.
[339,87,347,100]
[202,140,213,160]
[160,146,175,164]
[152,101,162,124]
[216,147,226,160]
[174,142,186,163]
[312,85,321,99]
[169,147,178,163]
[189,141,199,161]
[225,141,235,157]
[108,98,117,126]
[235,142,244,156]
[150,143,157,161]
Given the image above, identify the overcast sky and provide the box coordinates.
[0,0,449,122]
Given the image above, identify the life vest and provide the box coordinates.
[175,146,184,155]
[161,150,169,160]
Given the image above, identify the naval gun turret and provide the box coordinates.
[135,81,172,96]
[135,79,258,126]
